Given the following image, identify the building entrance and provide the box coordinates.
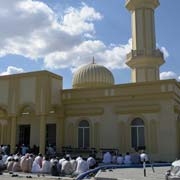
[46,124,56,146]
[19,125,30,146]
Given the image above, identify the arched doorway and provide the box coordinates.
[18,105,35,146]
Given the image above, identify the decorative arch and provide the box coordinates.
[0,106,8,118]
[48,105,59,114]
[18,103,35,116]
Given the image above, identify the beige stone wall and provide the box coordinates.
[19,77,36,104]
[0,80,9,105]
[0,71,62,154]
[51,78,62,105]
[62,79,180,162]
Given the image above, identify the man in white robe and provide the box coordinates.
[20,154,30,172]
[41,156,51,174]
[87,156,96,169]
[124,152,132,165]
[61,157,73,175]
[131,149,140,164]
[140,150,148,163]
[31,158,41,173]
[117,154,124,165]
[70,159,77,172]
[102,152,112,164]
[12,158,21,172]
[34,153,43,168]
[74,158,89,175]
[0,155,5,173]
[59,157,66,165]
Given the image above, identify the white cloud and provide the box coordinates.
[0,0,170,74]
[0,66,25,75]
[160,71,180,81]
[160,47,169,59]
[0,0,102,59]
[44,39,132,72]
[60,3,103,35]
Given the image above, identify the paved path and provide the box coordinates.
[0,166,171,180]
[0,172,74,180]
[94,166,170,180]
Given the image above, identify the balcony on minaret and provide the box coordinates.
[126,49,164,68]
[126,49,164,62]
[125,0,160,11]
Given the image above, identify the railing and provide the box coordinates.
[126,49,164,60]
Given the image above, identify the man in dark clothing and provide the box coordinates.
[51,160,60,176]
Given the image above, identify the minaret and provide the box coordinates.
[125,0,165,82]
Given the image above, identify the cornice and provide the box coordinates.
[115,104,160,114]
[65,107,104,117]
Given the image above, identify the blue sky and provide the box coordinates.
[0,0,180,89]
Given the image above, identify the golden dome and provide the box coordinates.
[72,62,114,89]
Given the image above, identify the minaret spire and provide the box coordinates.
[125,0,165,82]
[92,56,95,64]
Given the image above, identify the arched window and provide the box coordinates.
[78,120,90,148]
[131,118,145,149]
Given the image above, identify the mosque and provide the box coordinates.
[0,0,180,162]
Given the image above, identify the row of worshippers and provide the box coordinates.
[0,153,96,176]
[102,150,149,165]
[14,144,56,156]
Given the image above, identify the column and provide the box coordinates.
[94,122,100,149]
[1,124,4,144]
[118,122,126,153]
[39,115,46,154]
[56,117,64,152]
[10,116,17,153]
[125,122,131,152]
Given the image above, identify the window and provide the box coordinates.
[46,124,56,147]
[131,118,145,149]
[78,120,90,148]
[19,125,31,145]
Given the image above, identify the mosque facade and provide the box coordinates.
[0,0,180,162]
